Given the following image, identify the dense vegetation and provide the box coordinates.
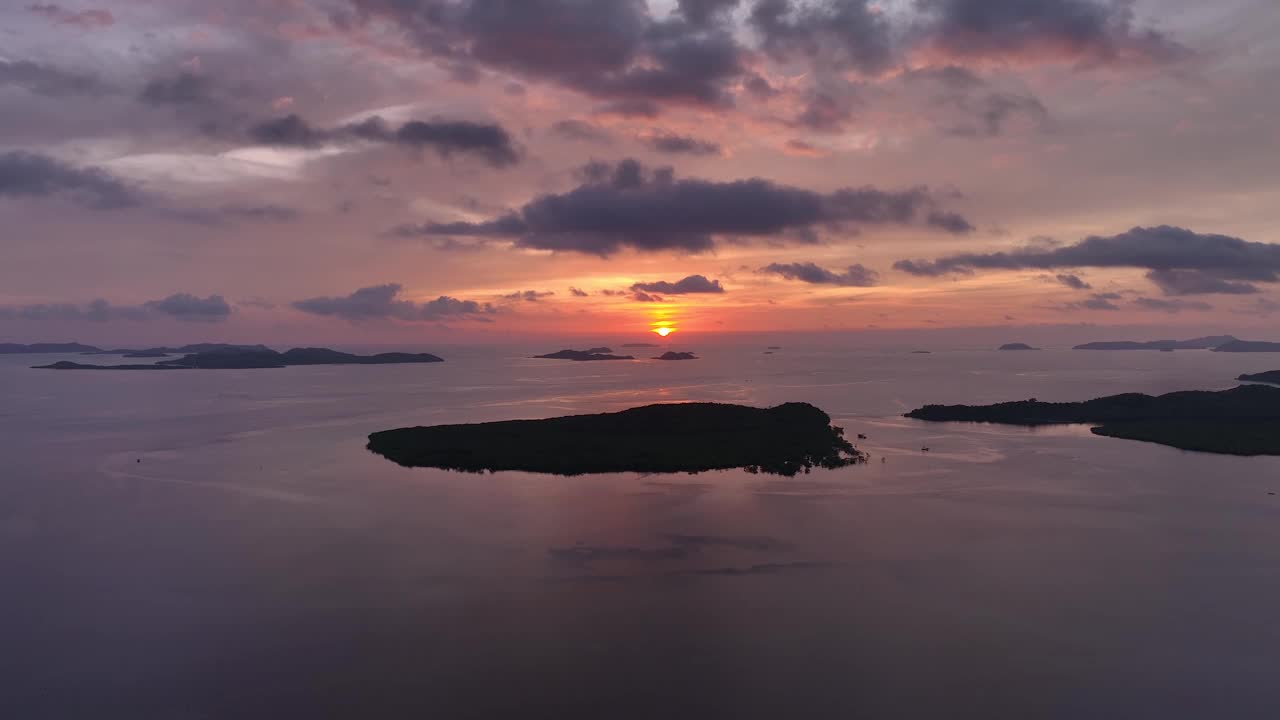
[368,402,867,476]
[906,384,1280,456]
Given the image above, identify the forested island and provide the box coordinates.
[906,385,1280,455]
[1073,336,1236,351]
[654,352,697,360]
[533,349,634,361]
[999,343,1039,351]
[1239,370,1280,384]
[368,402,867,476]
[33,346,443,370]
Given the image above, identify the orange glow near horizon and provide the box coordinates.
[655,326,673,337]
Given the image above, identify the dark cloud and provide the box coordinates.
[631,275,725,294]
[406,158,970,256]
[143,293,233,322]
[1132,297,1212,314]
[762,262,879,286]
[139,72,215,106]
[1055,273,1091,290]
[26,3,114,28]
[338,0,746,108]
[569,287,590,297]
[0,59,98,96]
[0,294,227,323]
[1145,269,1259,296]
[632,290,663,302]
[501,290,555,302]
[292,284,495,322]
[549,119,612,143]
[678,0,741,26]
[642,132,721,155]
[749,0,894,76]
[0,151,139,209]
[248,114,519,167]
[1059,292,1122,311]
[895,226,1280,295]
[940,92,1049,137]
[913,0,1190,66]
[165,204,302,226]
[594,99,663,118]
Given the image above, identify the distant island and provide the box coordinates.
[654,352,697,361]
[1212,340,1280,353]
[621,343,659,348]
[905,384,1280,456]
[999,343,1039,351]
[533,349,634,361]
[368,402,867,476]
[86,343,272,356]
[1073,335,1236,351]
[0,342,103,354]
[911,350,932,354]
[1239,370,1280,384]
[34,346,444,370]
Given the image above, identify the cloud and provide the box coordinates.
[1059,292,1122,311]
[895,226,1280,295]
[334,0,746,108]
[569,287,590,297]
[248,114,519,167]
[405,158,970,256]
[549,120,612,143]
[501,290,555,302]
[1144,269,1259,296]
[913,0,1190,67]
[143,293,233,322]
[0,151,139,209]
[749,0,895,76]
[0,294,228,323]
[139,72,216,106]
[761,262,879,286]
[26,3,114,29]
[1055,273,1091,290]
[631,275,725,294]
[1132,297,1213,314]
[292,284,495,322]
[0,59,98,96]
[632,290,664,302]
[641,132,722,155]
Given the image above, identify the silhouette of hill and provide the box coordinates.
[1073,336,1236,351]
[0,342,102,354]
[654,352,697,360]
[533,349,634,361]
[1239,370,1280,384]
[999,343,1038,351]
[368,402,866,476]
[34,346,444,370]
[906,385,1280,455]
[1213,340,1280,353]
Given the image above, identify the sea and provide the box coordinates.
[4,342,1280,718]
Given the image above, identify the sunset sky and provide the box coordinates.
[3,0,1278,344]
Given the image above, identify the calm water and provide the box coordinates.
[4,344,1280,718]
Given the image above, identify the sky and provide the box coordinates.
[2,0,1278,346]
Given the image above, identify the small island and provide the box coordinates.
[533,349,634,361]
[368,402,867,476]
[905,384,1280,456]
[654,352,697,361]
[622,343,659,348]
[911,350,932,354]
[999,343,1039,351]
[33,346,444,370]
[1239,370,1280,384]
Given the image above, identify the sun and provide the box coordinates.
[654,326,674,337]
